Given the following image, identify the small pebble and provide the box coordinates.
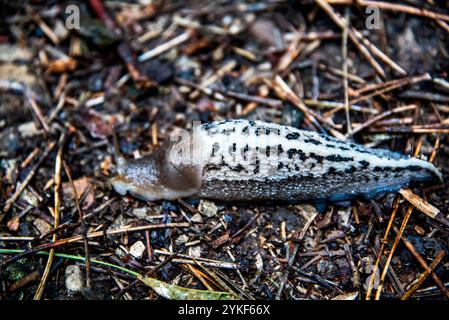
[175,234,189,245]
[65,265,84,293]
[132,207,150,220]
[18,122,39,138]
[129,241,146,259]
[198,200,218,217]
[33,218,52,235]
[188,245,201,258]
[190,213,203,223]
[255,252,263,273]
[20,188,40,207]
[337,208,351,228]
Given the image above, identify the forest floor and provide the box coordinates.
[0,0,449,300]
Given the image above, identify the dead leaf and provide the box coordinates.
[62,177,94,209]
[332,291,359,300]
[47,57,77,73]
[7,216,20,232]
[138,275,237,300]
[80,109,113,139]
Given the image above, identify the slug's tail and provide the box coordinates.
[408,157,443,184]
[112,125,128,175]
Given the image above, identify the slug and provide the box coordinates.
[111,119,442,204]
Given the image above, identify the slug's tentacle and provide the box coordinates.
[112,125,128,175]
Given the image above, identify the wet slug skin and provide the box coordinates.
[111,119,442,203]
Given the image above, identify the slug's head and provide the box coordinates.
[110,129,200,201]
[110,157,169,202]
[109,128,162,201]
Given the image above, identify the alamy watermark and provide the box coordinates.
[365,6,381,30]
[65,4,80,30]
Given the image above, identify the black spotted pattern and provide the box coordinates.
[325,154,354,162]
[287,148,307,161]
[309,152,324,164]
[254,159,260,174]
[359,160,369,168]
[286,132,300,140]
[278,144,284,155]
[304,138,322,145]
